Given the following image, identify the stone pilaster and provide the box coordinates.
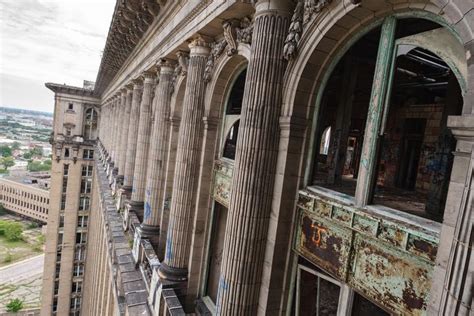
[159,39,209,281]
[130,71,156,206]
[215,1,291,313]
[123,80,143,191]
[140,60,175,239]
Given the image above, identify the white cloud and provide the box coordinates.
[0,0,115,112]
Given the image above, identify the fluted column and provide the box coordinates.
[140,61,175,237]
[117,86,133,181]
[130,71,155,205]
[159,39,209,281]
[115,90,127,175]
[123,80,143,191]
[216,0,291,313]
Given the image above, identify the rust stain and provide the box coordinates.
[409,238,438,262]
[402,280,426,311]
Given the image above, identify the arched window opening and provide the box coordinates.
[310,18,462,222]
[221,69,246,160]
[83,108,98,140]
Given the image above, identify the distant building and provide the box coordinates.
[0,174,50,223]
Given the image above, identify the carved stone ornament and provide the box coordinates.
[203,40,228,82]
[236,17,253,45]
[284,0,332,60]
[223,20,238,56]
[170,51,189,94]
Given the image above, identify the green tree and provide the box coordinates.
[11,142,20,150]
[0,145,12,157]
[3,221,23,241]
[0,156,14,170]
[6,298,23,312]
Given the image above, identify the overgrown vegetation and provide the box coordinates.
[6,298,24,312]
[0,220,23,242]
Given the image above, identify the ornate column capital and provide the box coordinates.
[188,35,211,56]
[141,70,156,83]
[132,77,144,88]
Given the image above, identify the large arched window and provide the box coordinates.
[309,17,463,222]
[83,108,98,140]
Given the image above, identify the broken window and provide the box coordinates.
[221,69,246,160]
[311,26,380,196]
[371,20,462,222]
[295,263,341,316]
[205,202,228,303]
[310,18,462,222]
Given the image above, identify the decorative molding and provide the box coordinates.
[284,0,332,60]
[236,16,253,45]
[203,17,254,83]
[203,40,228,82]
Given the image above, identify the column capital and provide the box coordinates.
[188,34,211,56]
[255,0,293,16]
[141,70,157,83]
[157,58,175,74]
[132,77,144,88]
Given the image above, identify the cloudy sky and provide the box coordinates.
[0,0,116,113]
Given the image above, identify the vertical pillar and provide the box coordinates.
[122,80,143,192]
[354,17,396,206]
[116,87,133,186]
[216,0,291,313]
[159,37,209,281]
[129,71,156,210]
[138,60,175,242]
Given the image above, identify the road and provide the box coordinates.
[0,254,44,284]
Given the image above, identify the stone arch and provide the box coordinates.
[281,1,472,184]
[276,1,473,314]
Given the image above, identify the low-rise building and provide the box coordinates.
[0,174,50,223]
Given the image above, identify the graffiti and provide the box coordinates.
[144,201,151,220]
[215,276,229,314]
[310,222,327,247]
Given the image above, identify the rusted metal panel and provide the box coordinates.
[294,190,440,315]
[212,159,234,207]
[349,235,433,315]
[295,209,352,280]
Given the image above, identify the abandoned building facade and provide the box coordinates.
[41,0,473,315]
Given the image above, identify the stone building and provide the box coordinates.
[41,0,473,315]
[0,175,50,223]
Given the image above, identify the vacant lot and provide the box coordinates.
[0,213,45,267]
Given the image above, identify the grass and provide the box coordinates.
[0,215,44,267]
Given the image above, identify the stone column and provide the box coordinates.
[122,80,143,192]
[139,60,175,241]
[116,87,133,185]
[129,71,156,208]
[159,38,209,281]
[215,1,291,313]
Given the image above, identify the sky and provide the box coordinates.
[0,0,116,113]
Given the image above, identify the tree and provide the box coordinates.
[6,298,24,312]
[0,157,14,170]
[0,221,23,241]
[0,145,12,157]
[11,142,20,150]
